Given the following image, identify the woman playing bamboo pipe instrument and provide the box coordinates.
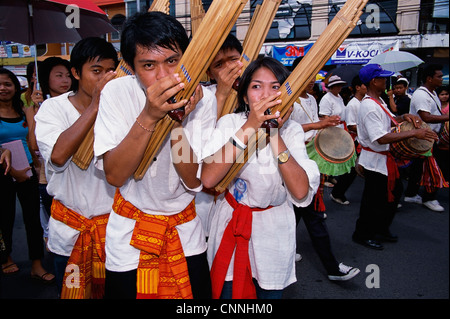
[201,57,320,299]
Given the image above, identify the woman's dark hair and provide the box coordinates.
[70,37,119,91]
[26,61,41,88]
[23,61,42,105]
[0,68,24,119]
[236,57,290,114]
[436,85,449,96]
[39,57,74,98]
[120,11,189,71]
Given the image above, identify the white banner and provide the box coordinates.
[330,40,400,65]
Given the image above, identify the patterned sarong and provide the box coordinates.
[51,200,109,299]
[420,151,449,192]
[112,189,195,299]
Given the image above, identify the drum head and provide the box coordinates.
[315,127,355,163]
[400,121,434,153]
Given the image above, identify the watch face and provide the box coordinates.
[279,152,289,163]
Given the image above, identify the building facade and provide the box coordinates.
[1,0,448,87]
[96,0,448,88]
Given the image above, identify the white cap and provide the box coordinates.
[396,77,409,86]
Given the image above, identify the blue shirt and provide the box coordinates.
[0,116,33,164]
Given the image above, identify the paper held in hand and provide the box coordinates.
[2,139,32,181]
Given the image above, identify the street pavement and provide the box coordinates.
[0,176,448,300]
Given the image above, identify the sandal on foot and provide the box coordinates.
[31,272,55,284]
[2,263,19,274]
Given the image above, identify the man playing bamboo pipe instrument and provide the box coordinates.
[93,11,216,299]
[205,33,243,117]
[196,33,243,238]
[35,37,119,298]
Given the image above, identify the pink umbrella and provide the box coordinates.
[0,0,116,88]
[0,0,116,45]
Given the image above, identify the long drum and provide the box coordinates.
[306,126,356,176]
[390,121,434,159]
[439,121,449,145]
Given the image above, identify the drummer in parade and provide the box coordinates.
[351,64,438,251]
[290,70,360,281]
[404,64,449,212]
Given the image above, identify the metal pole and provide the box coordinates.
[28,2,40,90]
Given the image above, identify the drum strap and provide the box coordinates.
[296,98,315,123]
[365,97,400,130]
[417,87,442,114]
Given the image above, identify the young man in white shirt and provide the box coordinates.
[330,75,367,205]
[195,34,243,238]
[291,75,359,281]
[404,64,449,212]
[93,11,215,299]
[35,37,119,298]
[352,64,437,250]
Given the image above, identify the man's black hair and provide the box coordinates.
[70,37,119,91]
[421,63,443,84]
[220,33,243,55]
[120,11,189,71]
[351,75,363,88]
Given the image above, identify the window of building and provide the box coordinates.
[329,0,399,37]
[110,14,126,42]
[250,0,312,41]
[419,0,449,34]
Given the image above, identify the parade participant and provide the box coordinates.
[318,75,346,128]
[352,64,438,250]
[291,75,360,281]
[330,75,367,205]
[35,37,119,298]
[201,57,320,299]
[404,64,449,212]
[205,33,243,117]
[318,74,347,187]
[0,68,53,282]
[196,33,243,238]
[93,11,215,299]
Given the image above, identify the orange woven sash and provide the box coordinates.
[51,199,109,299]
[112,189,195,299]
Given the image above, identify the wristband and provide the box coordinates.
[229,134,247,150]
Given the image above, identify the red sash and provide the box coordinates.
[210,190,272,299]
